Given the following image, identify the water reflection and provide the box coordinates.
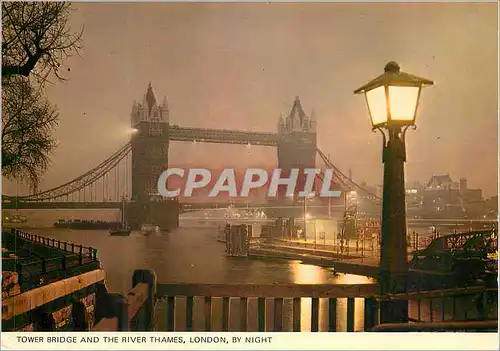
[290,264,373,331]
[333,273,372,285]
[292,262,324,284]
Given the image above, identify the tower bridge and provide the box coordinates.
[3,84,381,230]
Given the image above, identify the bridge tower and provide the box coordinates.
[128,83,179,230]
[273,96,317,217]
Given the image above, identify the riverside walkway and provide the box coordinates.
[249,240,380,277]
[248,239,464,290]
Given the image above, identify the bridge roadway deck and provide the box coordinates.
[2,201,498,224]
[1,201,122,209]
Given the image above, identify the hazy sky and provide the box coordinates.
[4,2,498,197]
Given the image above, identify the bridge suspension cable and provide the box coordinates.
[14,142,132,202]
[9,142,384,206]
[316,147,382,205]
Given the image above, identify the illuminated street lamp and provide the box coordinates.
[354,61,433,130]
[354,62,433,324]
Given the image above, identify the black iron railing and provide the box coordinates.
[4,229,99,290]
[13,229,98,260]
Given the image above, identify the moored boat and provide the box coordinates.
[2,229,107,331]
[54,219,120,230]
[109,228,132,236]
[4,213,28,224]
[140,224,159,235]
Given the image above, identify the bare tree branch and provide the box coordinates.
[2,76,59,188]
[2,2,82,84]
[2,2,82,187]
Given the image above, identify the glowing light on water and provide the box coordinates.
[334,273,373,285]
[291,263,323,284]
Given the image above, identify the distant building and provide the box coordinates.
[422,174,484,218]
[422,174,462,217]
[484,196,499,218]
[405,188,422,212]
[459,177,482,202]
[426,174,459,191]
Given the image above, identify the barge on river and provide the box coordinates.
[2,229,107,331]
[54,219,120,230]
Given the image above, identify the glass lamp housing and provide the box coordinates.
[354,62,434,129]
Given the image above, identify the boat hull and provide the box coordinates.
[109,230,132,236]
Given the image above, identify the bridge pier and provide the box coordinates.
[126,200,179,231]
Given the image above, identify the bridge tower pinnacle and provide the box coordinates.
[276,96,317,202]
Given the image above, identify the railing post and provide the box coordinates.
[97,293,129,331]
[364,297,378,331]
[79,245,83,264]
[72,300,89,331]
[64,242,67,251]
[132,269,157,331]
[94,283,109,323]
[475,292,485,321]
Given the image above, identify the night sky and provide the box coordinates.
[4,2,498,197]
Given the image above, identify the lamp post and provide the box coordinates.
[354,61,433,324]
[303,198,307,243]
[303,193,314,243]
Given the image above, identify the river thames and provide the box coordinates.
[6,208,379,331]
[8,208,484,331]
